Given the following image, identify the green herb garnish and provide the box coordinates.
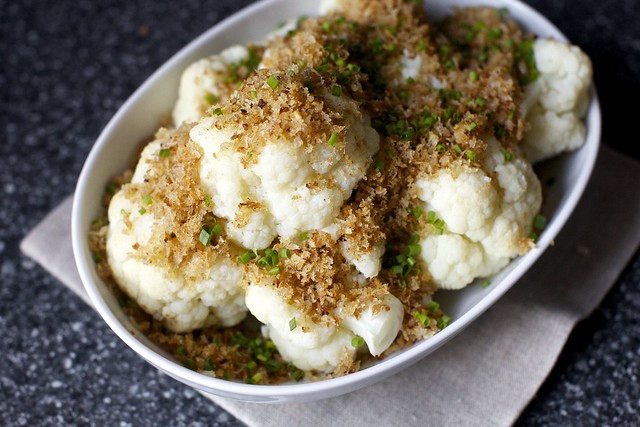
[267,75,280,89]
[351,336,365,348]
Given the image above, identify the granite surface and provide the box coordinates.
[1,0,639,425]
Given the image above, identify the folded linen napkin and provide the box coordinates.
[21,146,640,426]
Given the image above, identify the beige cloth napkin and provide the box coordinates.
[21,146,640,427]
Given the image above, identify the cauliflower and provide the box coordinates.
[172,45,250,125]
[400,51,422,81]
[521,38,592,163]
[318,0,341,15]
[106,136,247,333]
[415,137,542,289]
[189,71,380,252]
[340,239,386,279]
[245,283,403,372]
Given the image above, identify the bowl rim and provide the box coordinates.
[72,0,601,402]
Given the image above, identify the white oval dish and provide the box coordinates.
[72,0,601,403]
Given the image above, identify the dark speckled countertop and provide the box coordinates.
[2,0,639,425]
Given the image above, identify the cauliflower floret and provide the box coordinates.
[318,0,341,15]
[400,50,422,81]
[340,239,386,279]
[106,140,247,333]
[415,137,542,289]
[245,284,403,372]
[172,45,250,125]
[521,38,592,163]
[190,77,379,253]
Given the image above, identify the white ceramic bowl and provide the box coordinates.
[72,0,601,403]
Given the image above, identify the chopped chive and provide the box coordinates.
[290,368,304,382]
[105,182,120,194]
[407,206,422,218]
[331,85,342,96]
[159,148,171,158]
[437,315,452,330]
[417,39,428,52]
[238,250,257,264]
[481,280,491,288]
[453,143,462,154]
[211,222,223,236]
[398,88,409,102]
[467,122,478,132]
[289,317,297,331]
[203,194,212,207]
[268,266,280,276]
[469,70,479,81]
[390,265,403,275]
[266,75,279,89]
[534,214,547,230]
[327,133,338,146]
[435,144,445,154]
[466,149,477,161]
[138,208,146,215]
[205,93,218,105]
[183,359,196,370]
[212,107,223,115]
[428,300,440,313]
[251,90,258,99]
[351,336,365,348]
[265,359,281,372]
[413,311,430,327]
[488,27,503,40]
[504,151,513,162]
[199,228,213,246]
[247,372,262,384]
[176,346,186,356]
[280,248,291,259]
[299,231,309,241]
[143,194,152,205]
[474,97,486,106]
[203,357,214,371]
[407,244,421,257]
[322,21,331,32]
[374,159,385,171]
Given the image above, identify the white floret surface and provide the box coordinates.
[172,45,249,126]
[415,137,542,290]
[245,284,403,371]
[189,91,380,254]
[106,140,247,333]
[522,38,592,163]
[318,0,341,15]
[400,51,422,81]
[340,239,386,279]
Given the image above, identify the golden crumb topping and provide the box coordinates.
[201,68,359,162]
